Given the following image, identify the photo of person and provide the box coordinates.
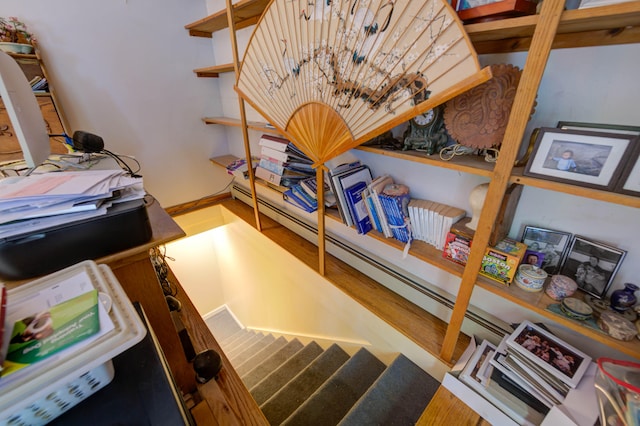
[521,226,573,275]
[559,236,626,299]
[542,140,612,177]
[513,326,583,379]
[523,249,545,267]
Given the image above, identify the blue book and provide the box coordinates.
[283,189,317,213]
[364,192,382,232]
[291,184,318,209]
[344,181,373,235]
[379,187,411,243]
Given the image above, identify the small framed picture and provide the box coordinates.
[523,250,544,268]
[614,143,640,196]
[521,226,573,275]
[559,236,626,299]
[557,121,640,138]
[506,321,591,389]
[523,127,637,191]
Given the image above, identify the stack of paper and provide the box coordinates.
[0,170,144,239]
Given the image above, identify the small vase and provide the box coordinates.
[610,283,638,313]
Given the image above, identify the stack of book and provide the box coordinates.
[29,76,48,92]
[254,135,314,188]
[326,155,375,234]
[364,175,394,238]
[458,320,593,426]
[377,183,412,243]
[408,199,466,250]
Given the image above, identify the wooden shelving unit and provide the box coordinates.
[187,0,640,364]
[194,63,234,77]
[202,116,280,134]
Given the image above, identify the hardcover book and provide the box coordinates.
[379,184,411,243]
[344,181,373,235]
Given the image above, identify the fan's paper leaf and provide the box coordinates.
[236,0,491,164]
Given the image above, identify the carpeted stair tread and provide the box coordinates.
[242,339,305,389]
[236,336,289,377]
[223,329,257,354]
[231,334,277,367]
[338,354,439,426]
[220,328,249,349]
[281,348,386,426]
[259,344,350,425]
[205,309,242,341]
[251,341,326,406]
[227,331,264,358]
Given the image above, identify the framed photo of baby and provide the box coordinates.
[559,236,626,299]
[523,128,636,190]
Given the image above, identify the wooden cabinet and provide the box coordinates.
[185,1,640,362]
[0,50,69,164]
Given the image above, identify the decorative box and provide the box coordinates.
[479,238,527,285]
[514,264,547,292]
[443,231,473,266]
[546,275,578,301]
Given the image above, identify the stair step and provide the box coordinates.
[282,348,386,426]
[235,335,287,376]
[338,354,440,426]
[223,329,256,353]
[242,338,305,389]
[221,328,249,350]
[231,334,276,367]
[205,309,242,341]
[227,331,263,358]
[251,341,325,405]
[259,344,350,425]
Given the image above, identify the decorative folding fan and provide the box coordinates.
[234,0,492,271]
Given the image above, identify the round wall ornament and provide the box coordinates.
[443,63,532,149]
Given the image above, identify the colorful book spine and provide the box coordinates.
[259,157,285,175]
[379,184,411,243]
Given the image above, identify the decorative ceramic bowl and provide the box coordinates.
[546,275,578,301]
[514,264,547,292]
[561,297,593,321]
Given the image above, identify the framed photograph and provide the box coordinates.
[557,121,640,137]
[559,236,626,299]
[523,249,544,268]
[506,321,592,389]
[523,127,637,191]
[614,142,640,196]
[521,226,572,275]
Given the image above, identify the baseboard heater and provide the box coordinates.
[232,183,510,339]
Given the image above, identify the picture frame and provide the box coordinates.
[559,236,626,299]
[506,321,592,389]
[523,127,637,191]
[523,249,544,268]
[613,142,640,196]
[521,226,572,275]
[556,121,640,137]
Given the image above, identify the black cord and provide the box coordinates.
[101,149,142,178]
[150,245,178,297]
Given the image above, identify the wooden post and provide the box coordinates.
[440,0,567,362]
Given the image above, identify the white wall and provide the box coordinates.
[3,0,232,207]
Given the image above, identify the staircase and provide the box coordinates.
[205,309,440,425]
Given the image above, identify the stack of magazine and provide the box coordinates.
[459,320,592,426]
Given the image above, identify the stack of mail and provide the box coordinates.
[0,170,144,239]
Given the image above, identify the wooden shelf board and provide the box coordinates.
[220,198,471,366]
[467,1,640,52]
[210,154,241,169]
[475,279,640,360]
[185,0,270,36]
[510,167,640,208]
[356,145,495,177]
[203,116,280,134]
[194,63,234,77]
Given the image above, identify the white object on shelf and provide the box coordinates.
[0,261,147,424]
